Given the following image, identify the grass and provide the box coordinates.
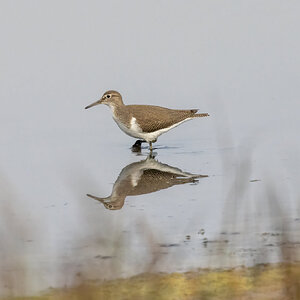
[4,262,299,300]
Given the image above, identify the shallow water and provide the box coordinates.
[0,108,299,295]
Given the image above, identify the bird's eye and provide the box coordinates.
[106,95,111,99]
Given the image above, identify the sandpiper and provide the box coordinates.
[85,90,209,150]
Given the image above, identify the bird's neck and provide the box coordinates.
[110,103,127,121]
[106,101,123,114]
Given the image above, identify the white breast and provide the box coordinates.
[112,116,143,139]
[113,115,193,142]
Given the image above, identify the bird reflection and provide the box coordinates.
[87,155,207,210]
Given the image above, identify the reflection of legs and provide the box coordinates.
[131,140,145,152]
[148,151,156,159]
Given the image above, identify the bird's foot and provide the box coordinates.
[131,140,146,152]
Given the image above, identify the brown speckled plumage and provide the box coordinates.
[114,105,208,133]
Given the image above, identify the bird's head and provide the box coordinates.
[86,193,125,210]
[85,90,123,109]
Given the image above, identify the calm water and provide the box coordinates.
[0,100,299,295]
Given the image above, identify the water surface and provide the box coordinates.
[0,110,299,295]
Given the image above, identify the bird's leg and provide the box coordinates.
[131,140,146,152]
[149,139,157,151]
[132,140,144,147]
[149,142,153,151]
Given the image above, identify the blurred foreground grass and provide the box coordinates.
[5,262,299,300]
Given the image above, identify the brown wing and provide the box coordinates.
[128,169,197,196]
[127,105,199,133]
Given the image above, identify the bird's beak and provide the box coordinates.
[85,99,102,109]
[86,194,110,203]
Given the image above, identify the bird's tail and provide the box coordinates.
[194,112,209,118]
